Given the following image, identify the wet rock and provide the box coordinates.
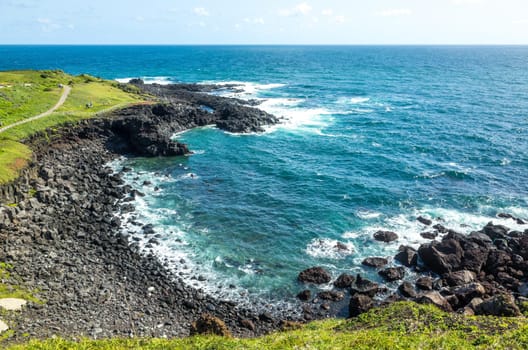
[482,222,510,241]
[379,267,405,282]
[394,246,418,267]
[373,231,398,243]
[317,290,345,302]
[190,314,232,337]
[298,267,331,284]
[420,232,438,240]
[333,273,355,289]
[362,257,388,268]
[349,294,373,317]
[417,216,432,226]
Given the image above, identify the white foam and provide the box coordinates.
[204,81,286,97]
[356,210,383,220]
[115,76,173,85]
[349,97,370,104]
[306,238,355,259]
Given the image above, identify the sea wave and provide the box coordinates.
[115,76,174,85]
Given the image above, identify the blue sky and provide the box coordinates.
[1,0,527,44]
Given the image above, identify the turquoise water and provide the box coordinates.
[2,46,528,304]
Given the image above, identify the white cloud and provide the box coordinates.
[135,16,145,22]
[279,2,312,17]
[193,7,210,17]
[37,17,61,32]
[244,17,265,25]
[377,8,412,17]
[322,9,333,16]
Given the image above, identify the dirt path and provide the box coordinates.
[0,85,71,134]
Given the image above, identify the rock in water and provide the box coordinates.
[190,314,232,337]
[298,267,331,284]
[333,273,355,288]
[362,257,388,268]
[378,267,405,282]
[373,231,399,243]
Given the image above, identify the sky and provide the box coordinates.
[1,0,527,45]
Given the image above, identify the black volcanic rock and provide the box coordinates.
[362,257,388,268]
[379,267,405,282]
[298,267,332,284]
[373,230,398,243]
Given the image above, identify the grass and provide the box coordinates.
[0,70,148,184]
[0,263,39,303]
[0,139,32,184]
[4,302,528,349]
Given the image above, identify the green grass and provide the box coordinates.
[4,302,528,349]
[0,70,148,184]
[0,139,31,184]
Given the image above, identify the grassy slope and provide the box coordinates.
[6,302,528,349]
[0,70,146,184]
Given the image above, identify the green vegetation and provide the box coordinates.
[4,302,528,349]
[0,139,31,184]
[0,70,148,184]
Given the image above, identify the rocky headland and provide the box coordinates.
[0,80,527,342]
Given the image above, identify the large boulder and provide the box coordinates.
[351,275,385,297]
[444,270,476,287]
[333,273,355,289]
[452,283,486,306]
[190,314,232,337]
[349,294,373,317]
[417,291,453,312]
[298,267,331,284]
[416,276,434,290]
[373,231,399,243]
[378,267,405,282]
[475,294,522,317]
[418,239,464,274]
[398,281,417,298]
[394,246,418,267]
[317,290,345,302]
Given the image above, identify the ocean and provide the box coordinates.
[2,45,528,307]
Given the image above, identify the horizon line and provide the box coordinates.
[1,43,528,47]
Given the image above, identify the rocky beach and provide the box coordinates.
[1,81,527,342]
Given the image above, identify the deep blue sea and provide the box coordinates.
[2,46,528,306]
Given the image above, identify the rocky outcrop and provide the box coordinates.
[373,231,399,243]
[298,267,332,284]
[362,257,388,268]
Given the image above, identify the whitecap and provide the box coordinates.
[115,76,174,85]
[305,238,355,260]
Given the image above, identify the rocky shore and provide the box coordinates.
[1,80,526,342]
[0,82,289,341]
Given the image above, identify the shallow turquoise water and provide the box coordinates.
[2,46,528,303]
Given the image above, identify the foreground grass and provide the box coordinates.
[0,70,147,183]
[5,302,528,349]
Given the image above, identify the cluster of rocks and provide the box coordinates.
[296,216,528,319]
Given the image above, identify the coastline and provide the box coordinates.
[0,79,527,343]
[0,82,295,341]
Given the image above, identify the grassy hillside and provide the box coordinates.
[0,70,147,184]
[5,302,528,349]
